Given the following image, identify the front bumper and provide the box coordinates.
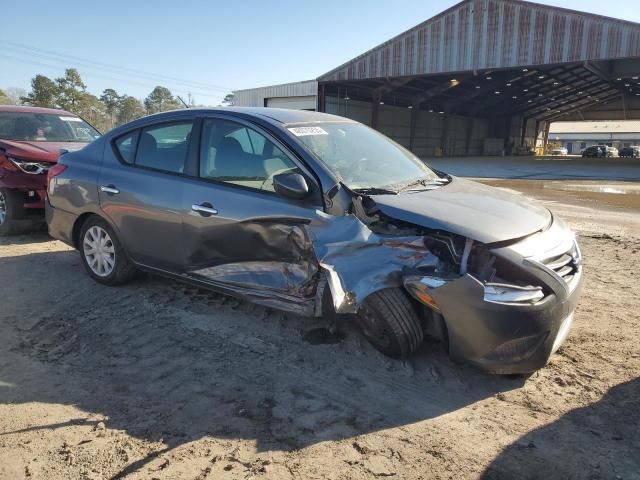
[419,270,582,374]
[405,219,583,374]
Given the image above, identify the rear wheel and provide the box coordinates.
[0,188,26,236]
[357,288,423,359]
[79,216,136,285]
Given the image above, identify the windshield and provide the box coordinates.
[0,112,100,143]
[289,122,439,191]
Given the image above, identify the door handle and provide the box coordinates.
[100,185,120,195]
[192,203,218,216]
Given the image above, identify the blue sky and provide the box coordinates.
[1,0,638,105]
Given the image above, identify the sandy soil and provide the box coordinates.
[1,180,639,480]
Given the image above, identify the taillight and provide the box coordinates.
[47,163,67,186]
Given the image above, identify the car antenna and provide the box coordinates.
[177,96,190,108]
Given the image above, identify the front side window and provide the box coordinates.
[0,112,100,142]
[135,121,193,173]
[288,122,439,192]
[199,118,300,192]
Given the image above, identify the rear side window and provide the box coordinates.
[135,122,193,174]
[114,130,140,164]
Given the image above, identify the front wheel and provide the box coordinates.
[79,216,136,285]
[357,288,424,359]
[0,188,26,236]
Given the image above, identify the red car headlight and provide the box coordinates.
[8,156,52,175]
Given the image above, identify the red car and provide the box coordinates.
[0,106,100,235]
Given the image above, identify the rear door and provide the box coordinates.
[180,115,324,313]
[99,120,195,270]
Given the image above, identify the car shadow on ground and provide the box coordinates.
[0,247,527,479]
[481,377,640,479]
[0,230,51,246]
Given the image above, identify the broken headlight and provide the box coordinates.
[405,275,545,310]
[483,282,544,305]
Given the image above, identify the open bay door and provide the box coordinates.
[266,96,316,111]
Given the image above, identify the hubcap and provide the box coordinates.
[0,191,6,225]
[83,226,115,277]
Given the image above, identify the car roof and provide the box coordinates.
[0,105,77,116]
[144,107,354,126]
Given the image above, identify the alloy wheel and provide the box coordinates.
[83,225,115,277]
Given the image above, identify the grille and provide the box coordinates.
[542,243,580,285]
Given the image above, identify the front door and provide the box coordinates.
[180,116,323,314]
[99,120,194,270]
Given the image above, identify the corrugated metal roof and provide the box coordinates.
[550,120,640,133]
[233,80,318,107]
[318,0,640,82]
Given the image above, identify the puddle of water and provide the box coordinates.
[479,179,640,210]
[548,184,640,195]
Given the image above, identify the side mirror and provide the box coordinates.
[273,172,309,200]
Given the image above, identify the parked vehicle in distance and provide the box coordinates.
[0,106,100,235]
[549,147,568,155]
[605,146,619,157]
[581,145,618,158]
[581,145,602,157]
[47,108,582,374]
[619,145,640,158]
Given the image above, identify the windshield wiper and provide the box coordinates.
[396,176,450,192]
[352,186,399,195]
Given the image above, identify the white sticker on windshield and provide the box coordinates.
[59,116,83,122]
[288,126,328,136]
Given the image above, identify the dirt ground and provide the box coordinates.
[1,179,639,480]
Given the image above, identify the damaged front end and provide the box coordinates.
[312,186,583,374]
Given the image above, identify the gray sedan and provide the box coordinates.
[46,108,582,373]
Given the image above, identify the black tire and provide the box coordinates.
[0,188,26,236]
[357,288,423,359]
[79,216,136,286]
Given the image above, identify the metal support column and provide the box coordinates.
[465,116,474,155]
[534,119,541,149]
[371,94,380,130]
[409,104,419,152]
[317,84,326,113]
[543,121,551,153]
[520,117,528,146]
[440,114,449,156]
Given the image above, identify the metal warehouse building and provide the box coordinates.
[233,0,640,157]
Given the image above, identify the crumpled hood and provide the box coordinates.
[0,139,87,163]
[371,177,552,244]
